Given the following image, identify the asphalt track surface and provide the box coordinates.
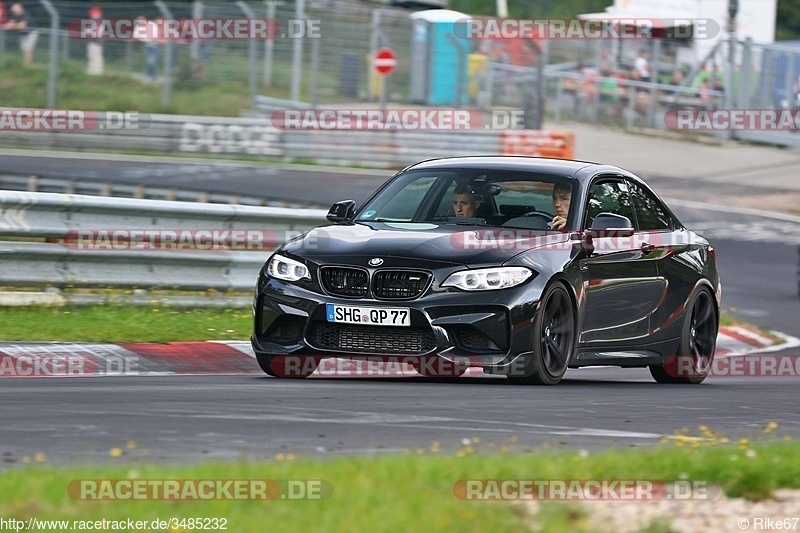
[1,152,799,465]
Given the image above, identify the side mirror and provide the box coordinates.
[588,212,634,238]
[327,200,356,223]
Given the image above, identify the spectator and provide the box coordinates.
[599,49,617,74]
[3,3,38,66]
[195,39,211,81]
[134,16,160,83]
[635,50,650,82]
[86,6,104,76]
[599,69,620,117]
[663,69,684,98]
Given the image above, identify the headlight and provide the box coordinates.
[441,267,532,291]
[267,254,310,282]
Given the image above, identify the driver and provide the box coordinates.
[550,183,572,230]
[453,185,482,218]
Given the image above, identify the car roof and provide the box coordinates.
[403,156,604,180]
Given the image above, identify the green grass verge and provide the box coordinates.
[1,441,798,532]
[0,56,252,117]
[0,306,251,343]
[0,305,776,344]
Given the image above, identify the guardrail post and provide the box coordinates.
[39,0,59,108]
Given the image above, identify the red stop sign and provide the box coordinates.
[374,47,397,76]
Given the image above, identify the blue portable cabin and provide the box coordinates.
[409,9,471,106]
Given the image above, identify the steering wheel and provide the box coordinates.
[522,210,555,224]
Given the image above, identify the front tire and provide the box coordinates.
[650,287,717,384]
[509,283,575,385]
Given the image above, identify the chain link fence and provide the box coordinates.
[1,2,799,145]
[0,0,416,110]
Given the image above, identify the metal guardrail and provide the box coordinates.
[0,173,314,208]
[0,111,554,168]
[0,191,328,291]
[0,112,283,157]
[282,129,502,166]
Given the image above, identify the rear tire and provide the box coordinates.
[256,353,319,378]
[650,287,717,384]
[509,283,575,385]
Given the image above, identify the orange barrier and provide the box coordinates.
[500,130,575,160]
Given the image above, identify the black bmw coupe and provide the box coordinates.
[252,157,721,385]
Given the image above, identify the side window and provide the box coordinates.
[627,181,673,231]
[584,180,636,229]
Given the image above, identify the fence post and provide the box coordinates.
[125,40,132,72]
[310,33,320,108]
[555,75,562,122]
[191,1,203,77]
[737,37,752,111]
[61,30,68,60]
[369,9,381,102]
[154,0,174,109]
[646,38,661,129]
[290,0,305,102]
[264,0,277,87]
[39,0,59,108]
[236,1,258,106]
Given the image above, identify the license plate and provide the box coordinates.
[326,304,410,327]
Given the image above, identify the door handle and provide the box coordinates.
[641,242,656,254]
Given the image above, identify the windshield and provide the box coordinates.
[356,169,575,230]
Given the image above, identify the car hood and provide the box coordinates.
[280,222,572,267]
